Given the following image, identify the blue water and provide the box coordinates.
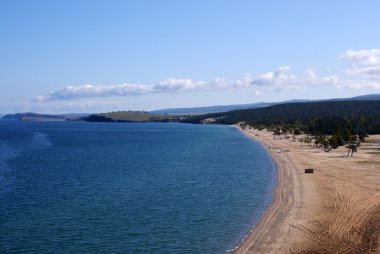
[0,121,275,253]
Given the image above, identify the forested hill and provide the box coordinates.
[83,111,180,122]
[150,93,380,114]
[181,100,380,134]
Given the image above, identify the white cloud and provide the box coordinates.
[37,78,229,101]
[249,66,340,91]
[251,66,296,87]
[36,78,232,102]
[338,49,380,89]
[346,65,380,79]
[37,83,155,101]
[33,48,380,104]
[232,74,252,88]
[22,97,147,113]
[155,78,206,92]
[340,49,380,65]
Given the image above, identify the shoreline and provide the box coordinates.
[227,125,280,252]
[232,125,303,253]
[233,125,380,253]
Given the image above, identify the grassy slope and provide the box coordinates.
[97,111,170,122]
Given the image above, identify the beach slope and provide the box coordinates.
[235,127,380,253]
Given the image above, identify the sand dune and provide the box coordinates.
[235,127,380,254]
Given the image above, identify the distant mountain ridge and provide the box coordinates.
[2,94,379,119]
[150,102,275,115]
[348,94,380,100]
[150,94,380,114]
[2,112,88,120]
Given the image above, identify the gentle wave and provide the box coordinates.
[0,142,19,192]
[30,132,53,149]
[0,121,274,253]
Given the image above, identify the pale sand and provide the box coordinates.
[234,126,380,254]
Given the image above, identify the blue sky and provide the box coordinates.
[1,0,380,113]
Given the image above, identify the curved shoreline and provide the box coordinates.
[232,126,302,253]
[233,126,380,253]
[227,126,280,252]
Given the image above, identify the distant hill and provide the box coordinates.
[181,100,380,134]
[2,112,89,121]
[62,113,90,118]
[150,94,380,114]
[349,94,380,100]
[3,94,380,120]
[150,102,275,115]
[84,111,179,122]
[2,112,65,120]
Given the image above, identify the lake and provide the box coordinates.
[0,121,274,253]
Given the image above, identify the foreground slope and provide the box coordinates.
[235,128,380,253]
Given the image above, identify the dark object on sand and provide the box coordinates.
[305,168,314,173]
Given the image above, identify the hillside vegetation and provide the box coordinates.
[181,100,380,134]
[84,111,180,122]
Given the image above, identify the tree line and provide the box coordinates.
[259,124,367,156]
[181,100,380,156]
[181,100,380,134]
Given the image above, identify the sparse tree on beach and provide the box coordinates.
[298,137,305,146]
[273,128,281,139]
[239,122,247,130]
[345,135,361,157]
[328,135,339,149]
[313,135,330,151]
[292,128,301,140]
[304,135,313,146]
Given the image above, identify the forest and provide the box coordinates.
[181,100,380,155]
[181,100,380,135]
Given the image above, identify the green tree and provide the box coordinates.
[314,135,331,152]
[304,135,313,146]
[345,135,361,157]
[335,134,344,146]
[292,128,301,139]
[329,135,339,149]
[358,132,368,143]
[341,128,352,143]
[273,127,281,139]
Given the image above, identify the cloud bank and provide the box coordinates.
[35,49,380,102]
[340,49,380,66]
[36,78,232,101]
[341,49,380,82]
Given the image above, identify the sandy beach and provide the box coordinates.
[234,126,380,253]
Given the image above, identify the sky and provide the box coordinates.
[1,0,380,114]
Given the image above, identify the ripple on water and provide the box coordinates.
[30,132,53,149]
[0,142,19,192]
[0,122,274,253]
[0,132,52,193]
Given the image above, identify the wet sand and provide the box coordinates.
[234,126,380,253]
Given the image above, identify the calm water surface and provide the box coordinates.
[0,121,274,253]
